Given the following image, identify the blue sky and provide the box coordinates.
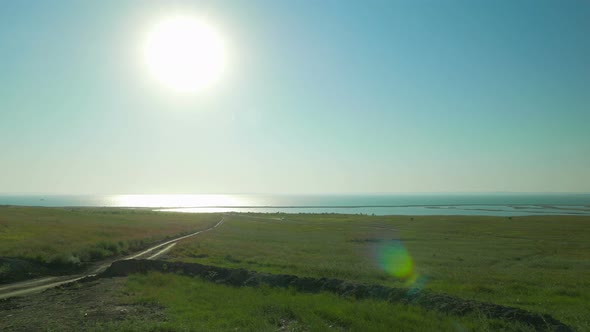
[1,0,589,194]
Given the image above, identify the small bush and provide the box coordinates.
[45,253,81,266]
[0,263,11,276]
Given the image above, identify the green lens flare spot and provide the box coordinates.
[378,241,415,279]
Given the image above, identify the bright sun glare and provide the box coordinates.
[143,16,226,93]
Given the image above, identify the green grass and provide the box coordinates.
[166,213,590,331]
[93,272,535,332]
[2,207,588,330]
[0,206,220,266]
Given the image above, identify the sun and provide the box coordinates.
[143,16,226,93]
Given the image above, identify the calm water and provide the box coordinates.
[1,194,590,216]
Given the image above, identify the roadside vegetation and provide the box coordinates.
[0,206,220,281]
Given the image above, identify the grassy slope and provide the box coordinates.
[0,206,220,265]
[94,272,535,332]
[165,213,590,331]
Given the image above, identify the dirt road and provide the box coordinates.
[0,216,225,299]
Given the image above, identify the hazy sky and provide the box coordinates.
[1,0,589,194]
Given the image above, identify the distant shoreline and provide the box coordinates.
[1,193,589,216]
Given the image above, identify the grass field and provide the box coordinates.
[1,207,588,331]
[0,206,220,266]
[165,213,590,331]
[90,272,536,332]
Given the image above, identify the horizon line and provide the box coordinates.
[1,191,590,196]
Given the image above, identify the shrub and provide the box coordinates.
[0,263,11,276]
[48,253,81,266]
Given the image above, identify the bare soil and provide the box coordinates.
[0,277,164,332]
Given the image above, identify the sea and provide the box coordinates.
[1,193,590,216]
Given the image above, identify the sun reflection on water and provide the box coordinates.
[111,194,246,208]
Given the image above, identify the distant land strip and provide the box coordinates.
[155,204,590,208]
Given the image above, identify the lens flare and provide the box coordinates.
[375,239,430,292]
[378,240,415,280]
